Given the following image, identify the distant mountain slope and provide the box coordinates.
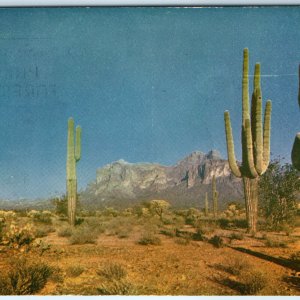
[81,150,243,209]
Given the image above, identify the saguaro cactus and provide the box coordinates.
[224,48,272,233]
[212,175,218,218]
[291,65,300,170]
[204,192,209,216]
[66,117,81,226]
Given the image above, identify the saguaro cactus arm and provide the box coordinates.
[75,126,81,162]
[292,133,300,170]
[262,100,272,172]
[224,111,242,178]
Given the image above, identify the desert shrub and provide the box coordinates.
[192,228,205,241]
[160,227,176,237]
[0,259,53,295]
[97,280,137,295]
[137,233,161,245]
[239,269,267,295]
[229,232,244,241]
[104,217,133,238]
[223,258,250,276]
[57,226,73,237]
[83,217,105,234]
[259,160,300,231]
[51,195,67,216]
[2,223,35,249]
[290,251,300,263]
[102,207,119,217]
[264,237,288,248]
[184,208,201,226]
[209,235,224,248]
[97,263,127,280]
[66,265,85,277]
[35,226,55,238]
[69,226,97,244]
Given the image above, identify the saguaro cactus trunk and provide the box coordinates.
[212,175,218,219]
[66,117,81,226]
[204,192,209,217]
[291,65,300,170]
[224,48,272,233]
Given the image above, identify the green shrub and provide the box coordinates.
[97,263,127,280]
[290,251,300,263]
[97,280,137,295]
[66,265,85,277]
[0,259,53,295]
[69,227,97,244]
[209,235,224,248]
[224,258,250,276]
[239,269,267,295]
[229,232,244,241]
[264,237,288,248]
[137,233,161,245]
[57,226,73,237]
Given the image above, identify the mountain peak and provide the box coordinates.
[206,149,222,160]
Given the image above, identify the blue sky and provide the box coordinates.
[0,7,299,199]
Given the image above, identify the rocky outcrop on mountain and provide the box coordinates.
[81,150,243,209]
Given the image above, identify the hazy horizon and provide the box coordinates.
[0,7,299,200]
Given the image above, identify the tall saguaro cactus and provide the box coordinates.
[204,192,209,217]
[291,65,300,170]
[212,175,218,218]
[224,48,272,233]
[66,117,81,226]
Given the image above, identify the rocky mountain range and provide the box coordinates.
[81,150,243,209]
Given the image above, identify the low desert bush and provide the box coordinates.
[175,237,190,245]
[264,237,288,248]
[57,226,73,237]
[223,258,250,276]
[97,263,127,280]
[209,235,224,248]
[229,232,244,241]
[290,251,300,263]
[0,259,53,295]
[2,223,36,249]
[66,265,85,277]
[97,280,137,295]
[137,233,161,245]
[69,226,97,244]
[238,269,268,295]
[35,226,55,238]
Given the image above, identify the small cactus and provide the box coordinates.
[66,118,81,226]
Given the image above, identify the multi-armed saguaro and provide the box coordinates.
[291,65,300,170]
[212,175,218,218]
[224,48,272,233]
[66,117,81,226]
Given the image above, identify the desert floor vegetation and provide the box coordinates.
[0,205,299,295]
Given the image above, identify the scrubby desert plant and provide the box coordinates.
[209,235,224,248]
[137,233,161,245]
[97,280,137,295]
[2,223,35,249]
[97,263,127,280]
[263,236,288,248]
[290,251,300,263]
[0,259,53,295]
[57,226,73,237]
[239,269,267,295]
[69,226,97,244]
[66,265,85,277]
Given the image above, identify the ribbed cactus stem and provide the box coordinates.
[204,192,209,217]
[291,65,300,171]
[224,49,272,233]
[66,117,81,226]
[212,175,218,218]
